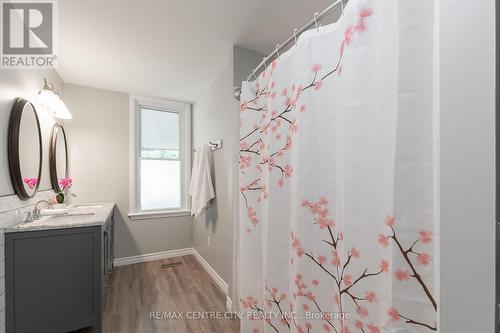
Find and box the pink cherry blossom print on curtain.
[238,0,438,332]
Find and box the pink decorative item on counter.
[56,177,75,204]
[58,177,73,190]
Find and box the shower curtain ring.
[263,57,267,69]
[314,12,320,31]
[293,28,298,46]
[340,0,344,15]
[275,44,280,57]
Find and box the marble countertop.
[5,202,115,233]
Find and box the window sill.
[128,210,191,221]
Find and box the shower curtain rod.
[247,0,345,82]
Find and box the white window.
[129,95,191,220]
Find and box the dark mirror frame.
[7,98,43,201]
[49,123,68,193]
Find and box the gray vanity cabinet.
[5,213,114,333]
[102,213,114,297]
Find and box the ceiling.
[58,0,336,102]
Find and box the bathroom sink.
[40,212,95,219]
[40,208,69,216]
[71,204,104,209]
[37,204,103,220]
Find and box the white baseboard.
[114,248,194,267]
[191,248,229,296]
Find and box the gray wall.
[64,84,193,259]
[192,48,238,296]
[497,0,500,328]
[0,68,64,333]
[233,46,265,88]
[192,47,262,303]
[439,0,496,331]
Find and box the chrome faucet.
[24,211,33,223]
[33,200,49,220]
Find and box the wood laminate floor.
[82,255,239,333]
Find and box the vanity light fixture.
[38,78,72,120]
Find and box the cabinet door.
[102,214,114,297]
[6,227,101,333]
[103,229,108,277]
[109,214,114,271]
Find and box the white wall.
[439,0,496,331]
[64,84,193,259]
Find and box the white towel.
[189,145,215,217]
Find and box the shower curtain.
[238,0,438,332]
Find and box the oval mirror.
[8,98,43,200]
[49,123,68,192]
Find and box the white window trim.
[128,94,191,220]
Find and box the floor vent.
[160,262,182,269]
